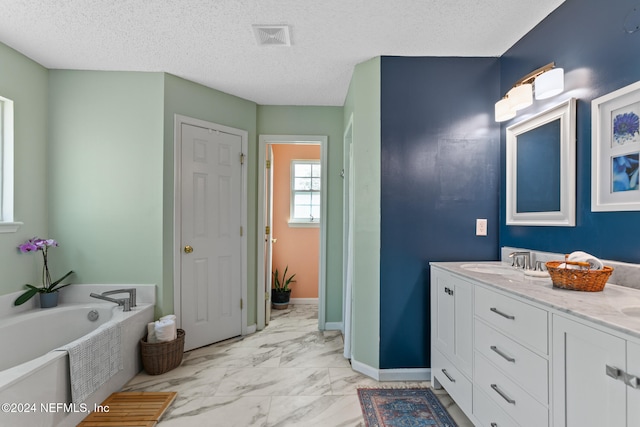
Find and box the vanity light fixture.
[495,62,564,122]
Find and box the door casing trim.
[257,134,328,331]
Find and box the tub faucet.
[89,293,131,312]
[509,251,531,270]
[100,288,136,307]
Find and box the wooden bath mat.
[77,392,177,427]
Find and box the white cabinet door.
[431,269,473,377]
[552,315,626,427]
[628,341,640,426]
[432,270,455,357]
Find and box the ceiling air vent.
[252,25,291,46]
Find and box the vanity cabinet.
[431,268,473,414]
[552,314,640,427]
[431,263,640,427]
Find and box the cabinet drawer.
[475,352,548,427]
[473,385,521,427]
[475,319,548,403]
[475,286,548,354]
[431,347,472,416]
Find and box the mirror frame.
[506,98,576,226]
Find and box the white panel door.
[181,123,242,351]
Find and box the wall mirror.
[506,98,576,226]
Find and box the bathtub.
[0,286,154,427]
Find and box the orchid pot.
[14,237,74,307]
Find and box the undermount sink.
[460,263,520,275]
[621,306,640,317]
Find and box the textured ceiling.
[0,0,565,106]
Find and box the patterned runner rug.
[357,388,458,427]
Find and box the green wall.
[0,42,49,294]
[0,42,339,334]
[343,57,381,369]
[48,71,165,309]
[163,74,258,321]
[257,105,344,323]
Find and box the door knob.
[184,245,194,254]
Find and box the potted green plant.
[271,266,296,310]
[14,237,74,308]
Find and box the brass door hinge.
[240,298,243,310]
[240,153,245,164]
[265,291,269,301]
[265,225,270,235]
[266,160,271,169]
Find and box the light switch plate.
[476,219,488,236]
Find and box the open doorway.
[257,135,327,331]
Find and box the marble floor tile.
[158,396,271,427]
[184,345,283,368]
[215,367,332,397]
[266,395,364,427]
[328,367,430,395]
[121,304,473,427]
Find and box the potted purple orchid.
[14,237,74,307]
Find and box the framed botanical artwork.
[592,80,640,211]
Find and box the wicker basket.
[140,329,185,375]
[546,261,613,292]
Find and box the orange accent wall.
[271,144,321,299]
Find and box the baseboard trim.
[378,368,431,382]
[245,324,257,334]
[324,321,343,331]
[289,298,318,305]
[350,359,432,382]
[351,358,380,381]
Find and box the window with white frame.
[0,95,19,233]
[290,160,320,225]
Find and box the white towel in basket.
[559,251,604,270]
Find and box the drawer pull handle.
[490,307,515,320]
[606,364,621,379]
[441,369,456,383]
[491,383,516,405]
[491,345,516,363]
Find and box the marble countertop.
[431,261,640,341]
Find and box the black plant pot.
[271,289,291,310]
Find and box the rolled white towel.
[146,322,158,344]
[568,251,604,270]
[159,315,178,339]
[155,319,177,342]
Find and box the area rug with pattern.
[357,388,458,427]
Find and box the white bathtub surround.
[501,246,640,290]
[0,284,155,427]
[0,283,156,319]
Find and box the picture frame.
[592,80,640,211]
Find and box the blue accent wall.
[380,57,501,368]
[499,0,640,262]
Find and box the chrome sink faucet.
[509,251,531,270]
